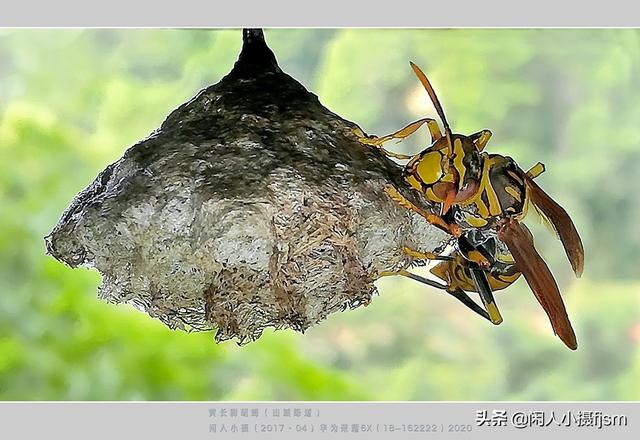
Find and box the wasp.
[383,167,544,327]
[357,62,584,349]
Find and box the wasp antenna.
[409,61,453,155]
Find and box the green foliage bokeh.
[0,29,638,400]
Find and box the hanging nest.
[45,29,445,344]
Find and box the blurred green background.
[1,29,639,400]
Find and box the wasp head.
[407,62,491,214]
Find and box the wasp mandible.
[357,62,585,350]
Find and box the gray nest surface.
[45,29,446,344]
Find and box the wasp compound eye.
[415,150,444,185]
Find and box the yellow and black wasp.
[356,62,585,350]
[383,168,545,327]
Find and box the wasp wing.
[524,175,584,277]
[497,219,577,350]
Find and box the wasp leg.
[470,129,492,151]
[402,246,441,261]
[379,269,448,290]
[351,126,412,159]
[358,118,440,146]
[468,266,503,325]
[402,246,454,270]
[379,269,491,322]
[353,128,413,160]
[384,184,462,237]
[525,162,545,179]
[447,287,492,322]
[353,117,440,156]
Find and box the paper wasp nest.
[45,30,445,344]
